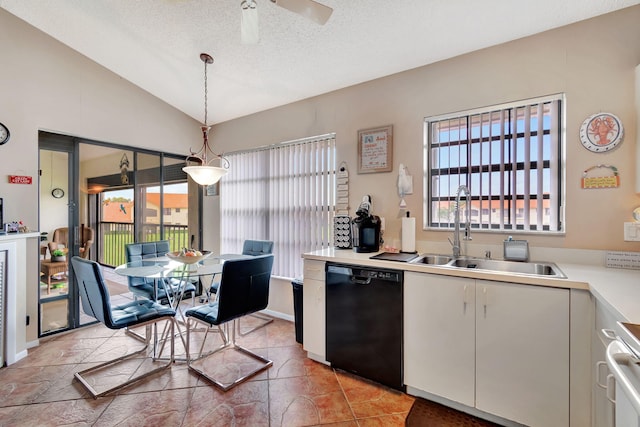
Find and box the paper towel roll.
[401,216,416,253]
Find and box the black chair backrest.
[216,254,274,324]
[125,240,171,287]
[242,240,274,256]
[71,256,112,327]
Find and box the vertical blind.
[426,94,563,232]
[221,134,336,278]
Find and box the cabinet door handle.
[605,374,616,404]
[481,286,487,318]
[596,360,609,389]
[463,284,469,314]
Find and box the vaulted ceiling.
[2,0,638,124]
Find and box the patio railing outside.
[100,222,189,267]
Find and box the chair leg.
[74,317,175,399]
[124,326,147,343]
[237,312,274,336]
[186,318,272,392]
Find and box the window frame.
[423,94,566,235]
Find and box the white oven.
[606,322,640,427]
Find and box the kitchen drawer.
[303,260,325,281]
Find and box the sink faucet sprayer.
[449,185,472,258]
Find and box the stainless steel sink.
[410,254,453,265]
[448,257,566,278]
[410,253,567,278]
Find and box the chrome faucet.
[449,185,472,258]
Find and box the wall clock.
[579,112,624,152]
[0,122,10,145]
[51,188,65,199]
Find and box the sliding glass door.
[39,131,200,337]
[90,151,198,268]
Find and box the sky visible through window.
[104,183,187,201]
[432,110,553,198]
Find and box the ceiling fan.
[241,0,333,44]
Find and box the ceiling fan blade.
[270,0,333,25]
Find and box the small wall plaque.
[357,125,393,174]
[581,164,619,189]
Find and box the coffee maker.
[351,195,381,253]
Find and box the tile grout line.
[333,369,361,426]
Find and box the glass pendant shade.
[182,165,228,186]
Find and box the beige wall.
[211,5,640,254]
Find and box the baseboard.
[7,349,28,365]
[261,308,293,322]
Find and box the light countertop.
[303,248,640,323]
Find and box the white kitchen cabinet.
[475,279,570,427]
[404,272,570,427]
[302,259,326,362]
[404,272,475,406]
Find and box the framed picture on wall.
[205,182,219,196]
[357,125,393,174]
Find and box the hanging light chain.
[199,53,214,126]
[203,56,208,126]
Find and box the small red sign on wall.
[8,175,33,184]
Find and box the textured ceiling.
[1,0,639,124]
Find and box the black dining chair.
[241,239,274,256]
[185,254,274,391]
[125,240,197,306]
[209,239,274,335]
[70,256,177,398]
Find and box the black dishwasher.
[325,263,403,391]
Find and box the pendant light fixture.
[182,53,229,186]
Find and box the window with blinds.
[220,134,336,278]
[424,95,564,233]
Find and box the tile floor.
[0,288,415,426]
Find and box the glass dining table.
[115,253,251,309]
[114,253,251,354]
